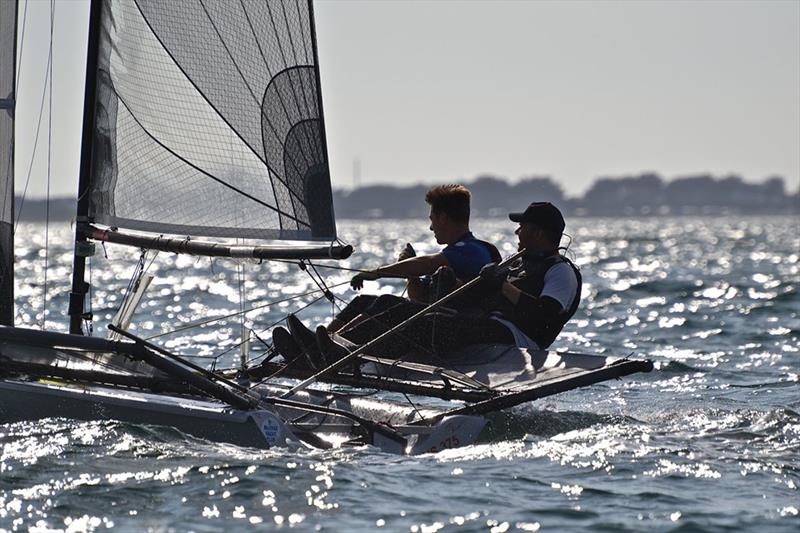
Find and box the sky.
[12,0,800,199]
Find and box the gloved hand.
[350,270,380,290]
[479,262,508,292]
[397,243,416,262]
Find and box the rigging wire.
[143,246,161,274]
[14,0,28,95]
[13,21,52,231]
[309,261,341,313]
[211,290,329,366]
[144,279,352,341]
[275,254,441,363]
[130,252,443,389]
[401,392,426,423]
[294,258,442,365]
[114,249,148,320]
[297,259,340,312]
[237,247,248,370]
[40,0,54,330]
[266,257,415,278]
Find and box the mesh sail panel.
[0,0,16,326]
[89,0,335,240]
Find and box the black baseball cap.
[508,202,565,234]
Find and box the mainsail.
[0,0,16,326]
[69,0,347,333]
[87,0,335,241]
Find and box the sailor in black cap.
[477,202,582,350]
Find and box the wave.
[480,407,632,442]
[651,360,702,373]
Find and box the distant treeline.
[333,173,798,218]
[13,197,75,222]
[14,173,799,222]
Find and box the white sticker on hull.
[250,410,292,448]
[408,415,487,455]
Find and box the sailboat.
[0,0,652,454]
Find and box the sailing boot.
[286,314,326,367]
[315,325,351,364]
[271,326,316,372]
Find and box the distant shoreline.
[14,173,799,222]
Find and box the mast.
[0,0,18,326]
[69,0,103,334]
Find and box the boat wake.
[481,406,623,443]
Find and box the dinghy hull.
[0,379,276,448]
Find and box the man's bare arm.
[374,253,449,278]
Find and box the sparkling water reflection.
[2,216,798,530]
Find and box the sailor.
[473,201,582,351]
[326,183,500,333]
[269,184,500,370]
[313,201,582,362]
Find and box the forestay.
[0,0,16,326]
[88,0,335,241]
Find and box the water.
[2,216,798,531]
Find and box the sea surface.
[1,216,799,532]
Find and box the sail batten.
[88,0,336,243]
